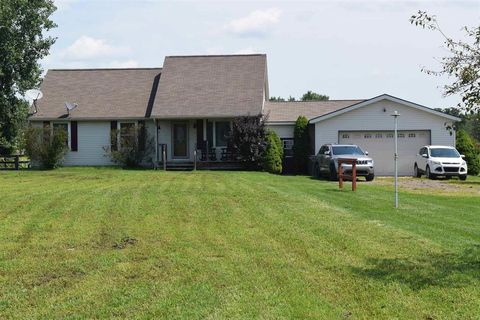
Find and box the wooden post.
[162,147,166,171]
[193,150,197,171]
[14,155,19,170]
[206,140,209,162]
[337,158,357,191]
[338,162,344,189]
[352,162,357,191]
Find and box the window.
[342,133,350,139]
[283,139,293,150]
[408,133,416,138]
[375,133,383,139]
[386,133,394,138]
[364,134,372,139]
[119,122,136,149]
[282,139,294,157]
[215,121,230,147]
[52,122,69,146]
[398,133,405,138]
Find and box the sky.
[44,0,480,109]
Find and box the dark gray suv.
[312,144,375,181]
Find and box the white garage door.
[339,130,431,176]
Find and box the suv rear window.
[332,146,364,155]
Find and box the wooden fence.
[0,155,30,170]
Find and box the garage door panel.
[339,130,430,176]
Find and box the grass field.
[0,168,479,319]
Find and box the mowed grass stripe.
[0,168,478,319]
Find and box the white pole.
[392,111,400,208]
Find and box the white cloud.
[62,36,130,60]
[226,8,282,37]
[109,60,139,68]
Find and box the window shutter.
[71,121,78,151]
[110,121,118,151]
[138,120,146,151]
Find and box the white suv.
[414,145,468,180]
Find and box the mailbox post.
[337,158,357,191]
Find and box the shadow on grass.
[351,245,480,290]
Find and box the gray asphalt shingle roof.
[30,68,162,119]
[265,100,365,122]
[150,54,267,118]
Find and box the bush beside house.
[293,115,310,174]
[24,127,68,169]
[103,123,154,168]
[456,129,480,175]
[229,115,267,169]
[263,130,283,174]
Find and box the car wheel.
[329,163,338,181]
[459,175,467,181]
[426,166,435,180]
[313,164,321,179]
[414,164,421,178]
[366,174,375,182]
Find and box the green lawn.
[0,168,479,319]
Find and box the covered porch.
[153,118,241,169]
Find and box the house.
[29,54,460,175]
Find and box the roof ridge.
[166,54,266,58]
[267,99,365,103]
[49,67,163,71]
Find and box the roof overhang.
[28,116,150,121]
[309,94,461,124]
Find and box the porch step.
[165,162,194,171]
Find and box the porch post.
[203,119,207,141]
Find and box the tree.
[229,114,267,168]
[263,129,283,174]
[301,91,329,101]
[0,0,57,155]
[410,11,479,115]
[293,115,310,173]
[456,129,480,175]
[435,107,480,142]
[269,96,285,102]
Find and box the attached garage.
[307,95,460,176]
[338,130,431,175]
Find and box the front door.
[172,122,188,158]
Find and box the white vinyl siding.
[62,122,113,166]
[267,124,294,139]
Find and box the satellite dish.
[65,101,78,115]
[25,89,43,114]
[25,89,43,101]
